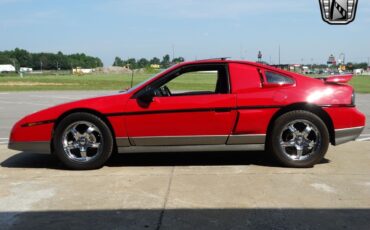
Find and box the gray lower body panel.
[8,141,51,154]
[118,144,265,154]
[227,134,266,145]
[130,135,228,146]
[7,135,266,155]
[335,126,364,145]
[117,134,266,153]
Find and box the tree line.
[113,54,185,69]
[0,48,103,71]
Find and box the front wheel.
[269,110,329,168]
[53,113,114,170]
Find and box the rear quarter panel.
[228,62,355,134]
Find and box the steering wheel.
[162,85,171,96]
[153,88,162,97]
[159,85,171,97]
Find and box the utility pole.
[257,51,262,63]
[172,44,175,61]
[40,61,43,72]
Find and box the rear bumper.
[335,126,364,145]
[324,107,366,145]
[8,141,51,154]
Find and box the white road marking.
[0,93,9,95]
[311,183,336,193]
[357,137,370,142]
[0,138,9,140]
[29,95,82,100]
[0,100,50,106]
[356,134,370,141]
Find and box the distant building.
[20,67,33,72]
[150,64,161,69]
[0,64,16,73]
[327,54,337,66]
[72,67,95,75]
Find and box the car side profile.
[8,59,366,169]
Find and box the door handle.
[214,108,232,112]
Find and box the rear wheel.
[269,110,329,167]
[53,113,113,170]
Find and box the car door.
[124,63,237,146]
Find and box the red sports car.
[8,59,366,169]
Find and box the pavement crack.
[156,166,175,230]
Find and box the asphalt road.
[0,91,370,229]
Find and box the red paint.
[325,74,353,83]
[9,60,366,145]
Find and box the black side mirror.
[138,86,155,103]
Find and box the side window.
[265,71,294,84]
[155,64,229,96]
[166,70,218,93]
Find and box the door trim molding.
[130,135,228,146]
[120,134,267,147]
[118,144,265,154]
[227,134,266,145]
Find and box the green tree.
[161,54,171,68]
[137,58,149,68]
[113,57,124,66]
[172,57,185,63]
[150,57,161,65]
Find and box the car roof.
[176,59,297,77]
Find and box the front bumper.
[8,141,51,154]
[335,126,364,145]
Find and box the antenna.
[130,68,134,88]
[198,57,230,61]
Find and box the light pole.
[339,53,345,65]
[258,51,262,63]
[172,44,175,61]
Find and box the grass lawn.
[0,74,152,91]
[0,73,369,93]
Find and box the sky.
[0,0,369,66]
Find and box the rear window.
[265,71,294,84]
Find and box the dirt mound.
[96,67,132,74]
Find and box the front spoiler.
[335,126,364,145]
[8,141,51,154]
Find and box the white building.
[20,67,33,72]
[0,64,16,73]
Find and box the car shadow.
[0,208,368,229]
[1,151,330,169]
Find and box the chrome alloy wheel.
[62,121,104,162]
[279,119,321,161]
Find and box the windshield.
[125,67,172,93]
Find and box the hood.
[20,92,131,125]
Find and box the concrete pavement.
[1,141,370,229]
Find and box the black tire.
[53,112,114,170]
[268,110,329,168]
